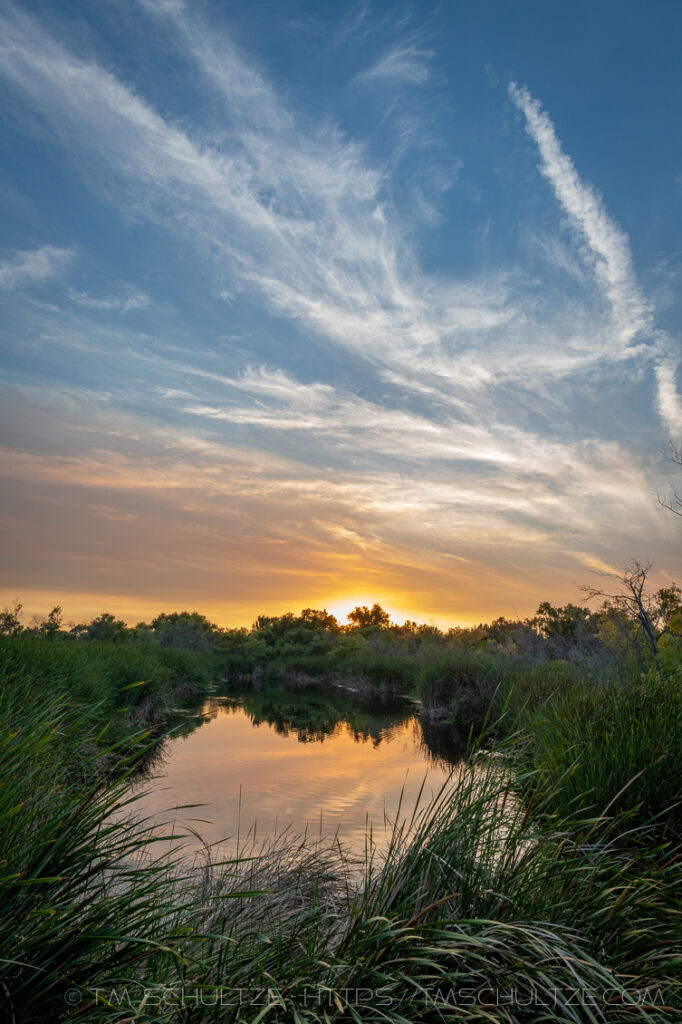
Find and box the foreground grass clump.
[1,666,681,1022]
[0,690,180,1021]
[424,650,682,839]
[516,667,682,833]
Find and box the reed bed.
[0,641,680,1022]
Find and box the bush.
[417,651,506,731]
[348,651,416,691]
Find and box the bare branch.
[658,439,682,515]
[668,440,682,465]
[579,560,662,659]
[658,492,682,516]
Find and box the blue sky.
[0,0,681,626]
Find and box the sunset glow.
[1,1,681,626]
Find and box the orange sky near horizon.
[1,397,680,632]
[1,392,680,632]
[0,589,516,632]
[4,557,681,633]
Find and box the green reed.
[0,641,680,1021]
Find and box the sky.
[0,0,681,629]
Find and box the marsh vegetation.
[0,574,681,1021]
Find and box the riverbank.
[0,633,680,1021]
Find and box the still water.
[131,685,463,858]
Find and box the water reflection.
[132,683,463,858]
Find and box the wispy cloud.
[0,402,654,541]
[0,7,489,392]
[0,245,72,290]
[509,80,682,436]
[0,373,674,625]
[67,289,151,313]
[508,81,652,355]
[355,43,434,86]
[0,6,679,622]
[655,357,682,436]
[0,2,650,412]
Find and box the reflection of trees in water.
[231,685,467,768]
[418,716,468,769]
[237,685,414,745]
[139,683,465,772]
[132,694,241,774]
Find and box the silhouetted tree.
[347,603,390,628]
[531,602,600,658]
[0,599,23,636]
[149,611,217,651]
[252,610,338,642]
[72,612,130,644]
[299,608,339,631]
[38,606,63,640]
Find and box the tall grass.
[1,638,680,1021]
[416,650,509,736]
[513,667,682,833]
[258,648,417,695]
[0,689,180,1021]
[417,651,592,729]
[416,647,682,835]
[0,635,217,742]
[1,700,679,1019]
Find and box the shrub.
[417,651,506,731]
[349,651,416,691]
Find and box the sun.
[324,595,414,627]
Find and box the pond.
[131,683,465,860]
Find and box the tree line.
[2,563,680,672]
